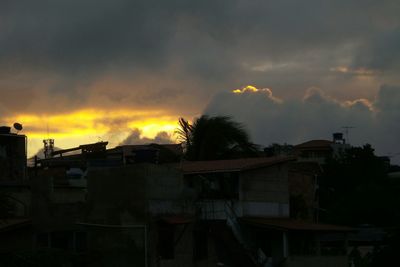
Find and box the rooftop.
[176,156,296,174]
[112,143,183,156]
[294,140,333,150]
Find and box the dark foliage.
[319,144,400,226]
[176,115,259,161]
[371,230,400,267]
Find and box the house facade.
[0,134,353,267]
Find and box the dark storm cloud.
[353,28,400,71]
[205,84,400,161]
[0,0,399,116]
[0,1,174,71]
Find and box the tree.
[176,115,258,161]
[319,144,400,226]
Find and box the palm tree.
[176,115,259,161]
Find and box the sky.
[1,1,400,160]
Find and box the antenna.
[42,121,55,158]
[43,139,55,159]
[342,126,355,143]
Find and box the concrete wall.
[239,164,290,217]
[31,175,86,231]
[52,187,86,204]
[0,134,26,181]
[86,163,184,225]
[288,170,316,220]
[1,186,31,217]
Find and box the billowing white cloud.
[119,128,174,146]
[205,85,400,160]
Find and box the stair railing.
[224,200,271,267]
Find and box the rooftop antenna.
[342,126,355,143]
[43,139,54,159]
[43,122,54,159]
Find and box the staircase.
[209,221,255,267]
[196,199,272,267]
[224,201,272,267]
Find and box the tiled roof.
[177,156,296,174]
[294,140,333,149]
[240,217,354,232]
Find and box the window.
[75,232,87,252]
[157,223,175,259]
[36,231,87,252]
[193,226,208,261]
[36,232,50,248]
[51,231,71,250]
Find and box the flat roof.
[0,133,26,138]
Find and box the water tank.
[333,132,345,144]
[0,126,11,134]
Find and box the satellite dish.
[13,122,23,131]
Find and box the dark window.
[51,231,71,250]
[193,226,208,261]
[194,173,239,199]
[36,233,50,248]
[75,232,87,252]
[158,223,175,259]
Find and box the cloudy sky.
[1,0,400,159]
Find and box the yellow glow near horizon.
[3,108,180,157]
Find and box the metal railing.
[195,199,272,267]
[224,201,272,267]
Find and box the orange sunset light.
[3,109,180,156]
